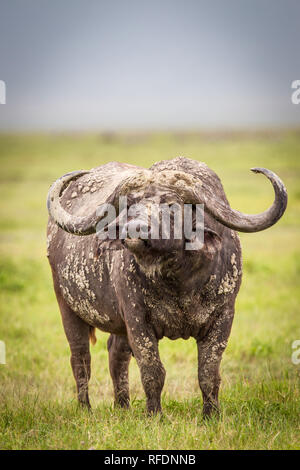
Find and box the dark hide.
[47,157,251,417]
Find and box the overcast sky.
[0,0,299,131]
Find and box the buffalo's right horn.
[47,171,106,235]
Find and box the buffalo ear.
[203,228,222,258]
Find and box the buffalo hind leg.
[197,307,234,419]
[126,321,165,415]
[108,334,132,408]
[56,292,91,409]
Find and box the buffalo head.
[47,165,287,279]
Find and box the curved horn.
[47,170,102,235]
[201,168,287,233]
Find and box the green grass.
[0,130,299,449]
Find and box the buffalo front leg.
[55,291,91,409]
[197,307,234,419]
[126,321,165,415]
[107,334,132,408]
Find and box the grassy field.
[0,130,299,450]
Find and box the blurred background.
[0,0,300,131]
[0,0,299,450]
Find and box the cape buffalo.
[47,157,287,417]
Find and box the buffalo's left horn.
[200,168,287,233]
[47,171,103,235]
